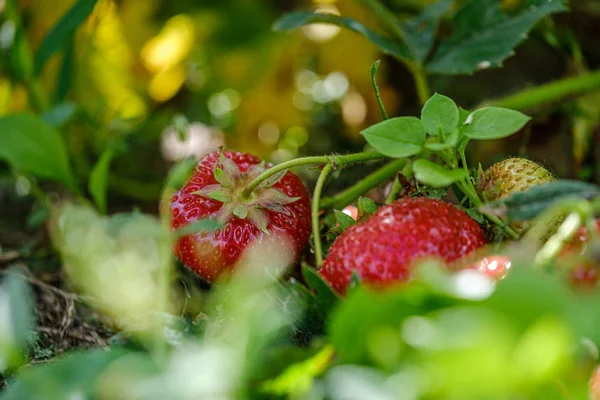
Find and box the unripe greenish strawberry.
[479,157,555,235]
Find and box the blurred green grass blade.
[88,149,114,214]
[34,0,98,74]
[56,38,74,102]
[0,113,77,191]
[274,11,412,62]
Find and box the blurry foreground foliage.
[2,0,600,399]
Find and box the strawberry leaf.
[413,159,468,187]
[480,180,600,221]
[357,197,378,222]
[301,263,340,315]
[464,107,531,140]
[427,0,567,75]
[421,93,459,136]
[334,210,356,232]
[273,12,412,62]
[403,0,454,63]
[360,117,426,158]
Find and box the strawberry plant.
[2,0,600,399]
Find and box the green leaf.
[481,180,600,221]
[0,348,147,400]
[273,11,412,62]
[173,219,223,238]
[88,149,113,214]
[163,158,197,191]
[403,0,454,62]
[0,113,76,190]
[464,107,531,140]
[360,117,426,158]
[424,128,459,151]
[458,107,471,125]
[301,263,341,316]
[357,196,378,222]
[412,159,468,187]
[34,0,98,74]
[208,190,232,203]
[334,209,356,231]
[421,93,459,136]
[427,0,567,75]
[41,103,76,127]
[0,270,34,373]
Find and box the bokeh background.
[2,0,600,215]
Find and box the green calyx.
[192,154,300,234]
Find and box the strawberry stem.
[242,152,387,198]
[313,163,333,267]
[320,158,407,210]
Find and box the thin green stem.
[488,69,600,111]
[320,158,407,210]
[386,178,403,204]
[242,152,386,197]
[154,219,174,365]
[371,60,389,120]
[312,163,333,267]
[407,63,431,106]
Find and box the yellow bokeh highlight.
[148,65,187,103]
[141,14,195,73]
[80,0,147,120]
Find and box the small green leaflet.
[421,93,459,136]
[480,180,600,221]
[301,263,341,314]
[0,113,77,191]
[360,117,426,158]
[273,11,411,62]
[334,209,356,231]
[426,0,567,75]
[88,149,114,214]
[464,107,531,140]
[34,0,99,74]
[412,159,468,187]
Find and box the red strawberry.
[319,197,486,294]
[167,151,311,281]
[557,219,600,290]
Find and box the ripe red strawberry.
[319,197,486,294]
[167,151,311,281]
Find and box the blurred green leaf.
[173,219,223,238]
[328,287,420,364]
[41,103,76,128]
[0,270,34,373]
[0,348,144,400]
[403,0,454,63]
[481,180,600,221]
[360,117,426,158]
[357,197,378,222]
[421,93,459,136]
[34,0,98,74]
[464,107,531,140]
[88,149,114,214]
[0,113,76,191]
[55,38,74,102]
[274,11,412,62]
[413,159,468,187]
[260,344,334,397]
[427,0,567,74]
